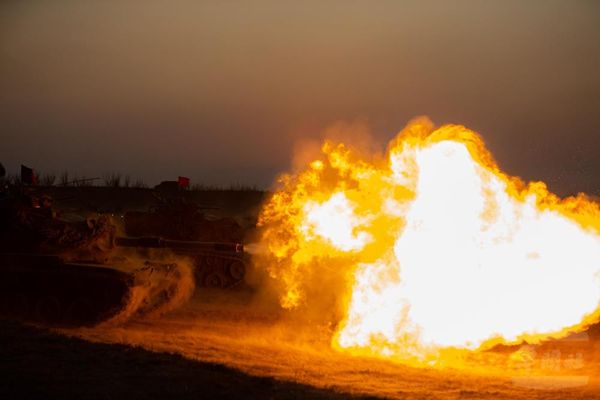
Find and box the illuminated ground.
[44,287,600,399]
[0,320,368,400]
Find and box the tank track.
[189,251,246,288]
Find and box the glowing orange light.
[258,118,600,361]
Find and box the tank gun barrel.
[114,236,243,253]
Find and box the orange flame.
[258,118,600,362]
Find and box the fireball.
[258,118,600,361]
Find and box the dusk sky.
[1,1,599,193]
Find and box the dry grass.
[0,320,370,400]
[64,289,600,400]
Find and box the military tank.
[0,252,191,327]
[123,181,244,242]
[114,236,246,288]
[0,186,191,327]
[122,181,247,287]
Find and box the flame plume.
[258,118,600,361]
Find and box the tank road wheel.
[203,256,216,267]
[204,273,224,288]
[228,260,245,282]
[35,296,62,324]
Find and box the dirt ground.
[52,287,600,399]
[0,320,374,400]
[1,287,599,399]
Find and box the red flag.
[21,165,37,185]
[177,176,190,189]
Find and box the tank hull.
[0,253,132,326]
[115,236,247,288]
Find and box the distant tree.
[40,173,57,186]
[191,183,218,191]
[8,173,21,185]
[72,175,87,187]
[103,172,122,187]
[132,179,147,188]
[59,171,70,186]
[228,183,259,191]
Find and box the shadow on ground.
[0,320,376,400]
